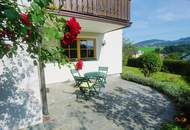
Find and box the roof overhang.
[48,10,132,33]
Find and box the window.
[62,40,78,59]
[62,38,96,61]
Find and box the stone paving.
[26,75,176,130]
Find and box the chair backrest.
[70,69,82,85]
[98,66,108,75]
[70,69,81,78]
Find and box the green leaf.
[4,7,20,21]
[20,26,27,35]
[33,0,50,8]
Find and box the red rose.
[61,33,76,45]
[20,13,32,26]
[76,59,83,70]
[27,30,32,37]
[60,17,81,46]
[66,17,81,36]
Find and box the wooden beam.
[53,0,130,21]
[48,10,131,26]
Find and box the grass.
[122,68,190,102]
[122,66,190,105]
[123,66,190,88]
[138,47,156,53]
[122,66,190,111]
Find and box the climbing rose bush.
[0,0,81,66]
[66,17,81,36]
[61,33,76,45]
[61,17,81,45]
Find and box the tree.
[140,53,163,77]
[0,0,81,115]
[122,39,137,65]
[155,48,161,53]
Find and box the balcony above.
[49,0,131,33]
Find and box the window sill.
[69,58,97,62]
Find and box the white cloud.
[155,2,190,22]
[156,10,190,22]
[131,0,190,22]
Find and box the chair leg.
[79,87,90,100]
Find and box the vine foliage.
[0,0,80,67]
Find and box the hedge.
[127,58,190,76]
[127,58,142,68]
[163,60,190,76]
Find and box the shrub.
[163,60,190,76]
[127,58,141,67]
[123,55,129,66]
[161,123,185,130]
[140,53,163,77]
[127,58,190,76]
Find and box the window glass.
[63,50,69,57]
[80,40,87,49]
[88,50,94,57]
[80,50,87,58]
[87,40,94,49]
[80,39,95,59]
[70,41,77,49]
[70,50,77,58]
[62,38,96,61]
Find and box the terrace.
[24,75,176,130]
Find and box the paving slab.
[26,75,176,130]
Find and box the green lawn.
[138,47,156,53]
[123,66,190,89]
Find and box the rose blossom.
[66,17,81,36]
[20,13,32,26]
[76,59,83,70]
[61,33,76,45]
[61,17,81,45]
[27,30,32,37]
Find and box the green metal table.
[84,72,106,88]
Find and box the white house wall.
[0,48,42,130]
[45,30,123,84]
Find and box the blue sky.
[123,0,190,43]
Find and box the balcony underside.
[49,10,131,33]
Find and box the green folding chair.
[98,66,108,84]
[70,69,83,87]
[70,69,97,99]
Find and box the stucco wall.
[0,49,42,130]
[45,30,123,84]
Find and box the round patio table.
[84,72,105,79]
